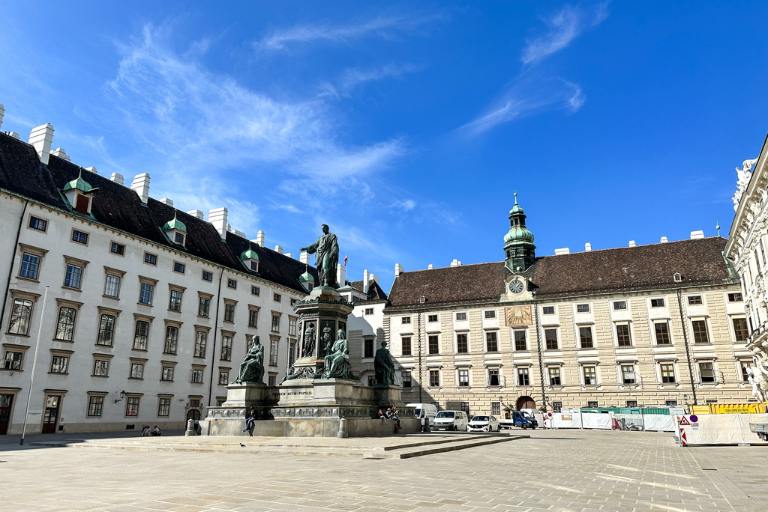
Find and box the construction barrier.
[675,413,768,445]
[691,403,768,415]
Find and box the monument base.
[203,383,279,436]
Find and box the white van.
[433,410,469,431]
[406,403,438,426]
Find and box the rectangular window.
[161,366,175,382]
[157,397,171,417]
[130,361,144,379]
[613,301,627,310]
[455,312,467,321]
[63,264,83,289]
[96,314,116,346]
[143,252,157,265]
[484,310,496,319]
[688,295,703,305]
[221,335,233,361]
[578,326,593,349]
[104,274,121,298]
[93,359,110,377]
[514,330,527,351]
[133,320,149,350]
[583,366,597,386]
[401,316,411,324]
[198,296,211,318]
[227,278,237,289]
[654,322,671,345]
[173,261,185,273]
[651,298,665,308]
[174,232,185,244]
[728,292,743,302]
[218,368,230,385]
[542,306,555,315]
[486,331,498,352]
[740,361,750,383]
[125,396,140,416]
[665,400,678,407]
[544,328,558,350]
[19,253,41,280]
[626,400,638,408]
[54,307,77,341]
[110,242,125,255]
[270,313,280,332]
[71,229,89,244]
[202,270,213,282]
[491,401,501,416]
[3,351,23,370]
[517,367,530,386]
[429,369,440,387]
[28,216,47,231]
[87,395,104,417]
[699,362,716,383]
[428,314,438,322]
[402,370,412,388]
[691,320,709,344]
[552,401,563,413]
[248,308,258,328]
[191,368,204,383]
[548,367,561,386]
[660,363,676,383]
[364,307,374,315]
[49,355,69,374]
[587,400,599,408]
[225,303,236,323]
[164,326,179,354]
[8,298,33,335]
[168,289,183,312]
[364,337,375,358]
[269,338,279,366]
[621,365,636,384]
[615,324,632,347]
[401,336,412,356]
[273,293,281,302]
[488,368,501,386]
[456,333,468,353]
[194,331,207,358]
[288,317,298,337]
[732,317,749,342]
[428,335,439,354]
[251,285,260,296]
[576,303,590,313]
[139,282,154,305]
[458,368,470,387]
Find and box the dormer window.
[62,172,94,215]
[241,247,259,273]
[162,215,187,247]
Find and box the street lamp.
[20,286,49,446]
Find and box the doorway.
[0,394,14,435]
[516,395,536,410]
[186,408,201,421]
[42,395,61,434]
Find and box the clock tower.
[503,193,536,273]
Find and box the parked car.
[467,415,500,432]
[499,410,538,430]
[433,410,469,431]
[405,403,438,426]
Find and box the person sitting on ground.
[141,425,151,437]
[243,409,256,437]
[377,408,385,420]
[151,425,161,436]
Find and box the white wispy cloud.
[318,63,420,98]
[461,75,584,136]
[255,14,443,52]
[521,3,609,65]
[391,199,417,211]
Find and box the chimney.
[584,242,592,252]
[370,273,376,283]
[660,236,669,244]
[554,248,570,255]
[299,250,309,265]
[110,173,125,185]
[130,173,151,204]
[0,103,4,128]
[337,263,346,287]
[186,209,203,219]
[690,230,705,240]
[255,230,265,246]
[207,207,228,238]
[450,258,461,267]
[85,166,98,175]
[628,240,637,248]
[274,245,283,254]
[394,263,402,277]
[7,131,20,139]
[28,123,55,165]
[427,263,433,270]
[363,269,370,293]
[159,197,174,206]
[285,252,292,259]
[51,147,70,161]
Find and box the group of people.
[140,425,162,436]
[377,405,401,433]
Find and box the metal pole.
[676,288,698,406]
[20,285,48,446]
[417,312,423,403]
[533,300,547,411]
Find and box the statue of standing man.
[301,224,339,288]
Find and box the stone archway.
[516,396,536,410]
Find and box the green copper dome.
[241,248,259,261]
[62,175,93,194]
[504,225,535,244]
[503,192,536,272]
[162,217,187,233]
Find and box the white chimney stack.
[28,123,55,165]
[7,131,20,139]
[207,207,228,239]
[274,245,283,254]
[187,209,203,219]
[0,103,4,129]
[363,269,370,293]
[85,166,98,175]
[450,258,461,267]
[300,250,309,265]
[130,173,151,204]
[285,252,292,259]
[584,242,592,252]
[554,248,570,255]
[628,240,637,248]
[660,236,669,244]
[690,230,705,240]
[159,197,174,206]
[337,263,346,287]
[51,147,70,161]
[255,230,265,246]
[110,172,124,185]
[427,263,433,270]
[370,274,376,283]
[395,263,402,277]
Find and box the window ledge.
[102,295,120,300]
[16,276,40,283]
[61,286,82,292]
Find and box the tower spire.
[503,194,536,272]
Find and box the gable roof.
[0,132,315,294]
[348,280,388,301]
[387,237,735,309]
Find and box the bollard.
[185,419,195,437]
[337,417,348,438]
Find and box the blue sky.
[1,1,767,290]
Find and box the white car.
[467,415,501,432]
[433,410,469,431]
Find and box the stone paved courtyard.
[1,429,766,511]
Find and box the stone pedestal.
[203,383,279,436]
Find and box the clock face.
[509,278,525,294]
